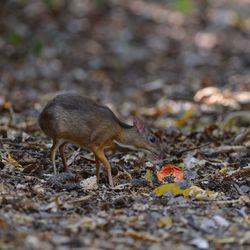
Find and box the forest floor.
[0,0,250,249]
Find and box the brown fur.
[38,93,158,187]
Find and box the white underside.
[113,140,138,151]
[113,140,150,153]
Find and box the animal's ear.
[133,117,145,134]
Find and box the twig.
[177,142,211,155]
[66,148,81,166]
[79,155,96,163]
[112,183,132,190]
[151,143,211,164]
[66,195,92,204]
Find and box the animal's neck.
[114,127,138,150]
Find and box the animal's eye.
[149,135,156,143]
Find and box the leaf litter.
[0,1,250,250]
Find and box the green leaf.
[175,0,194,13]
[217,237,236,244]
[31,38,43,57]
[7,32,24,46]
[145,170,154,182]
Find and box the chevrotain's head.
[132,117,160,156]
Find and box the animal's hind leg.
[50,139,63,174]
[59,142,68,171]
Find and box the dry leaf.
[126,230,161,243]
[188,185,218,200]
[153,183,218,200]
[5,153,23,168]
[153,183,190,197]
[158,216,173,228]
[176,109,193,126]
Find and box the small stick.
[66,148,81,166]
[177,142,211,155]
[66,195,92,204]
[79,154,96,163]
[151,143,211,164]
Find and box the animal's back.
[38,93,122,146]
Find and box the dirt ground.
[0,1,250,249]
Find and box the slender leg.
[94,154,100,184]
[93,148,114,187]
[59,142,68,172]
[50,139,63,174]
